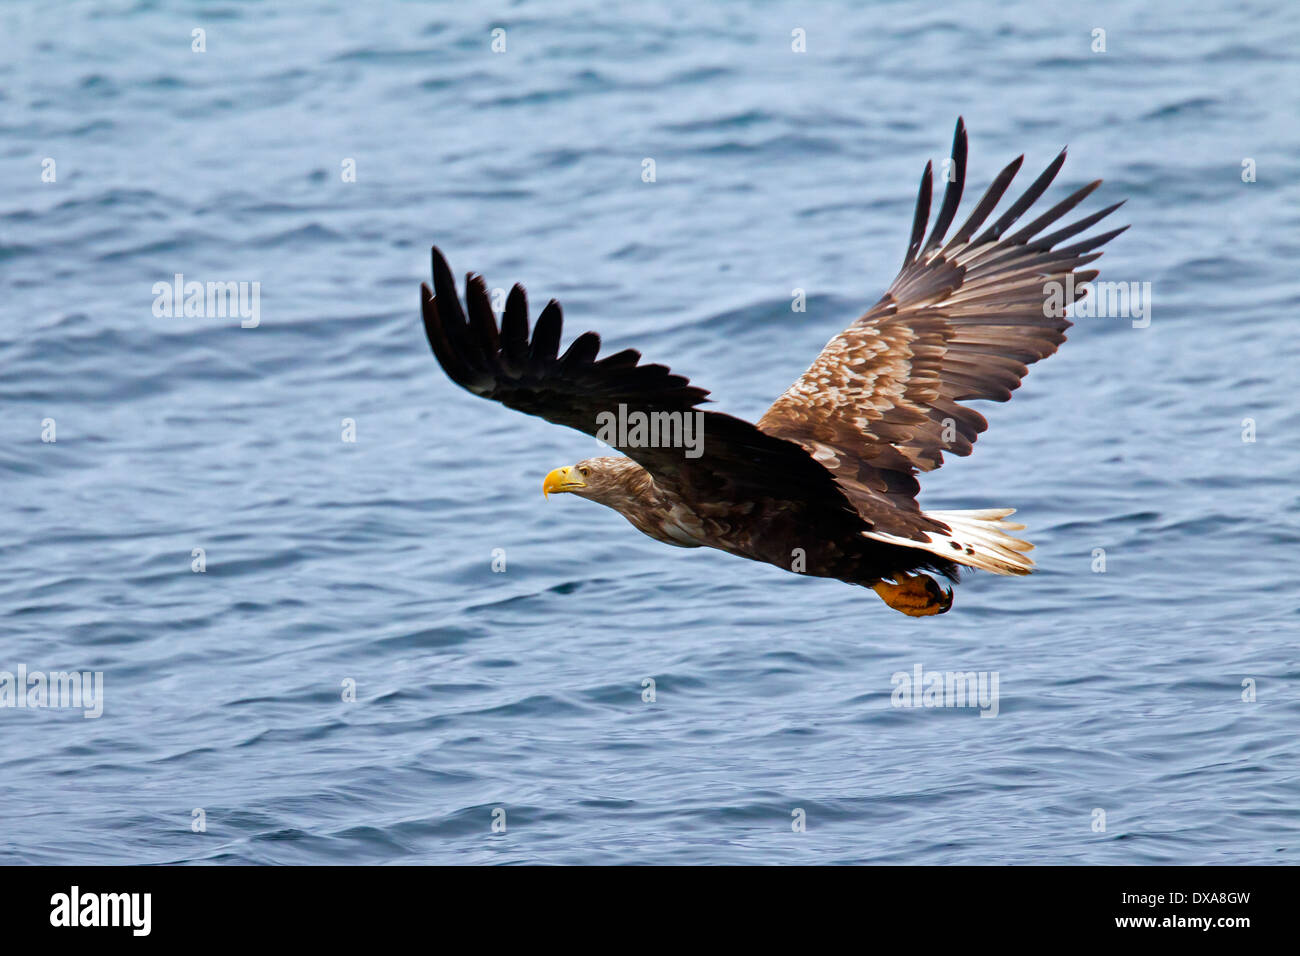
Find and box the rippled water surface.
[2,0,1299,864]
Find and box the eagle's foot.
[872,573,953,617]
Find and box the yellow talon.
[872,573,953,617]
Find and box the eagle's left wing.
[421,247,861,526]
[757,118,1127,539]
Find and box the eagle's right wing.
[758,117,1127,540]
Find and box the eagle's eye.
[578,465,590,477]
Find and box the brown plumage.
[420,118,1126,616]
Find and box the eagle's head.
[542,456,639,506]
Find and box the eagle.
[420,119,1125,616]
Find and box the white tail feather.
[863,508,1035,576]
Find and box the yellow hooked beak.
[543,465,586,498]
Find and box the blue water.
[2,0,1298,865]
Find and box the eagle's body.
[421,119,1126,615]
[553,455,956,590]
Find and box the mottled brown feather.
[757,117,1127,540]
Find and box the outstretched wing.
[758,117,1126,538]
[421,247,860,522]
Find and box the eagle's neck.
[600,460,705,548]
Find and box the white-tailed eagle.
[420,119,1125,615]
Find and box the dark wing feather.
[758,118,1127,540]
[421,248,861,520]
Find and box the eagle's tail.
[923,509,1035,575]
[863,508,1035,576]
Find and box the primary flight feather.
[420,118,1126,616]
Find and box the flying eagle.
[420,119,1125,616]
